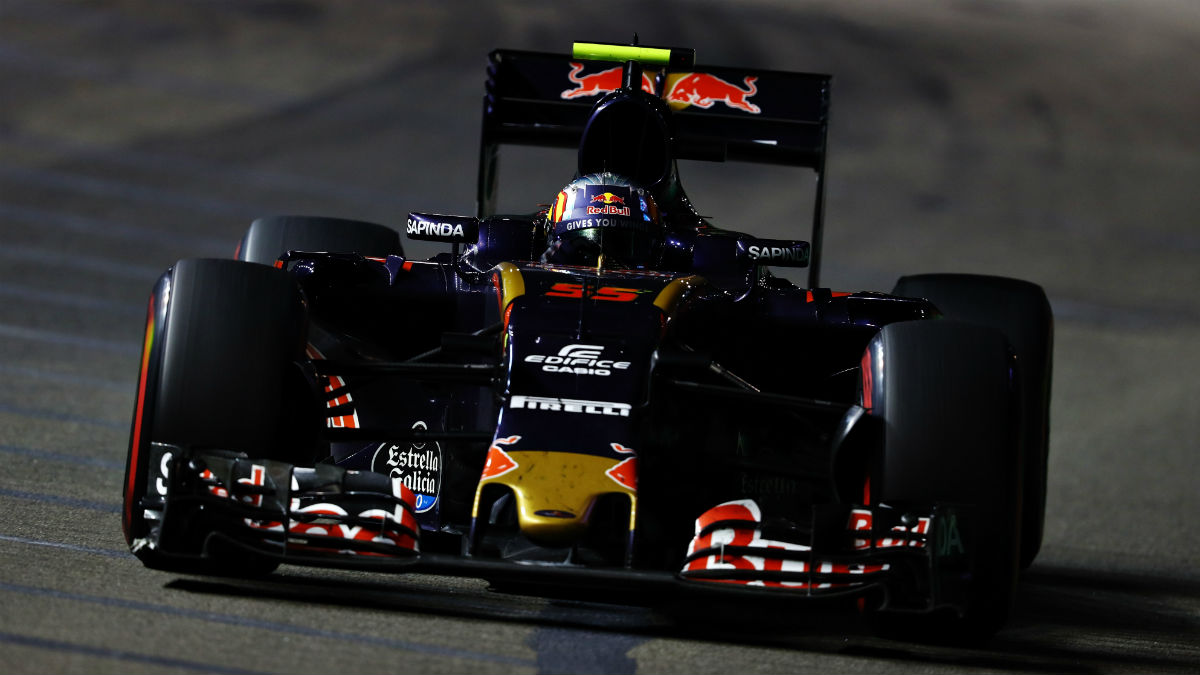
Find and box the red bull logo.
[665,72,761,114]
[561,62,655,99]
[562,63,761,114]
[586,190,630,216]
[590,192,625,205]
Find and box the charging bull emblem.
[561,63,655,99]
[591,192,625,205]
[665,73,761,114]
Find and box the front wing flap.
[137,443,420,570]
[679,499,972,614]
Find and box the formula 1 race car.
[122,42,1053,640]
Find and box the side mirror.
[405,213,479,244]
[743,238,810,268]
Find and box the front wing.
[136,443,974,616]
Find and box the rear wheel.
[892,273,1052,569]
[864,320,1022,640]
[236,215,403,265]
[123,258,311,574]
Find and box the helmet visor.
[552,225,662,268]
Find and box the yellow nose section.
[473,450,637,544]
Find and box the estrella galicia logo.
[371,421,441,513]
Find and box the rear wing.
[478,48,832,287]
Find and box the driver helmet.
[544,172,662,268]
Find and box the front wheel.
[123,258,311,574]
[236,215,403,265]
[863,320,1022,640]
[892,273,1052,569]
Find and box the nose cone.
[474,450,636,545]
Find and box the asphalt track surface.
[1,1,1197,673]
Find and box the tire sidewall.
[865,319,1022,638]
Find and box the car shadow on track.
[995,564,1200,672]
[163,563,1199,673]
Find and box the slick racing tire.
[123,258,310,575]
[236,215,403,265]
[863,320,1022,641]
[892,273,1052,569]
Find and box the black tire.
[864,320,1021,640]
[236,215,403,265]
[123,258,310,574]
[892,273,1052,569]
